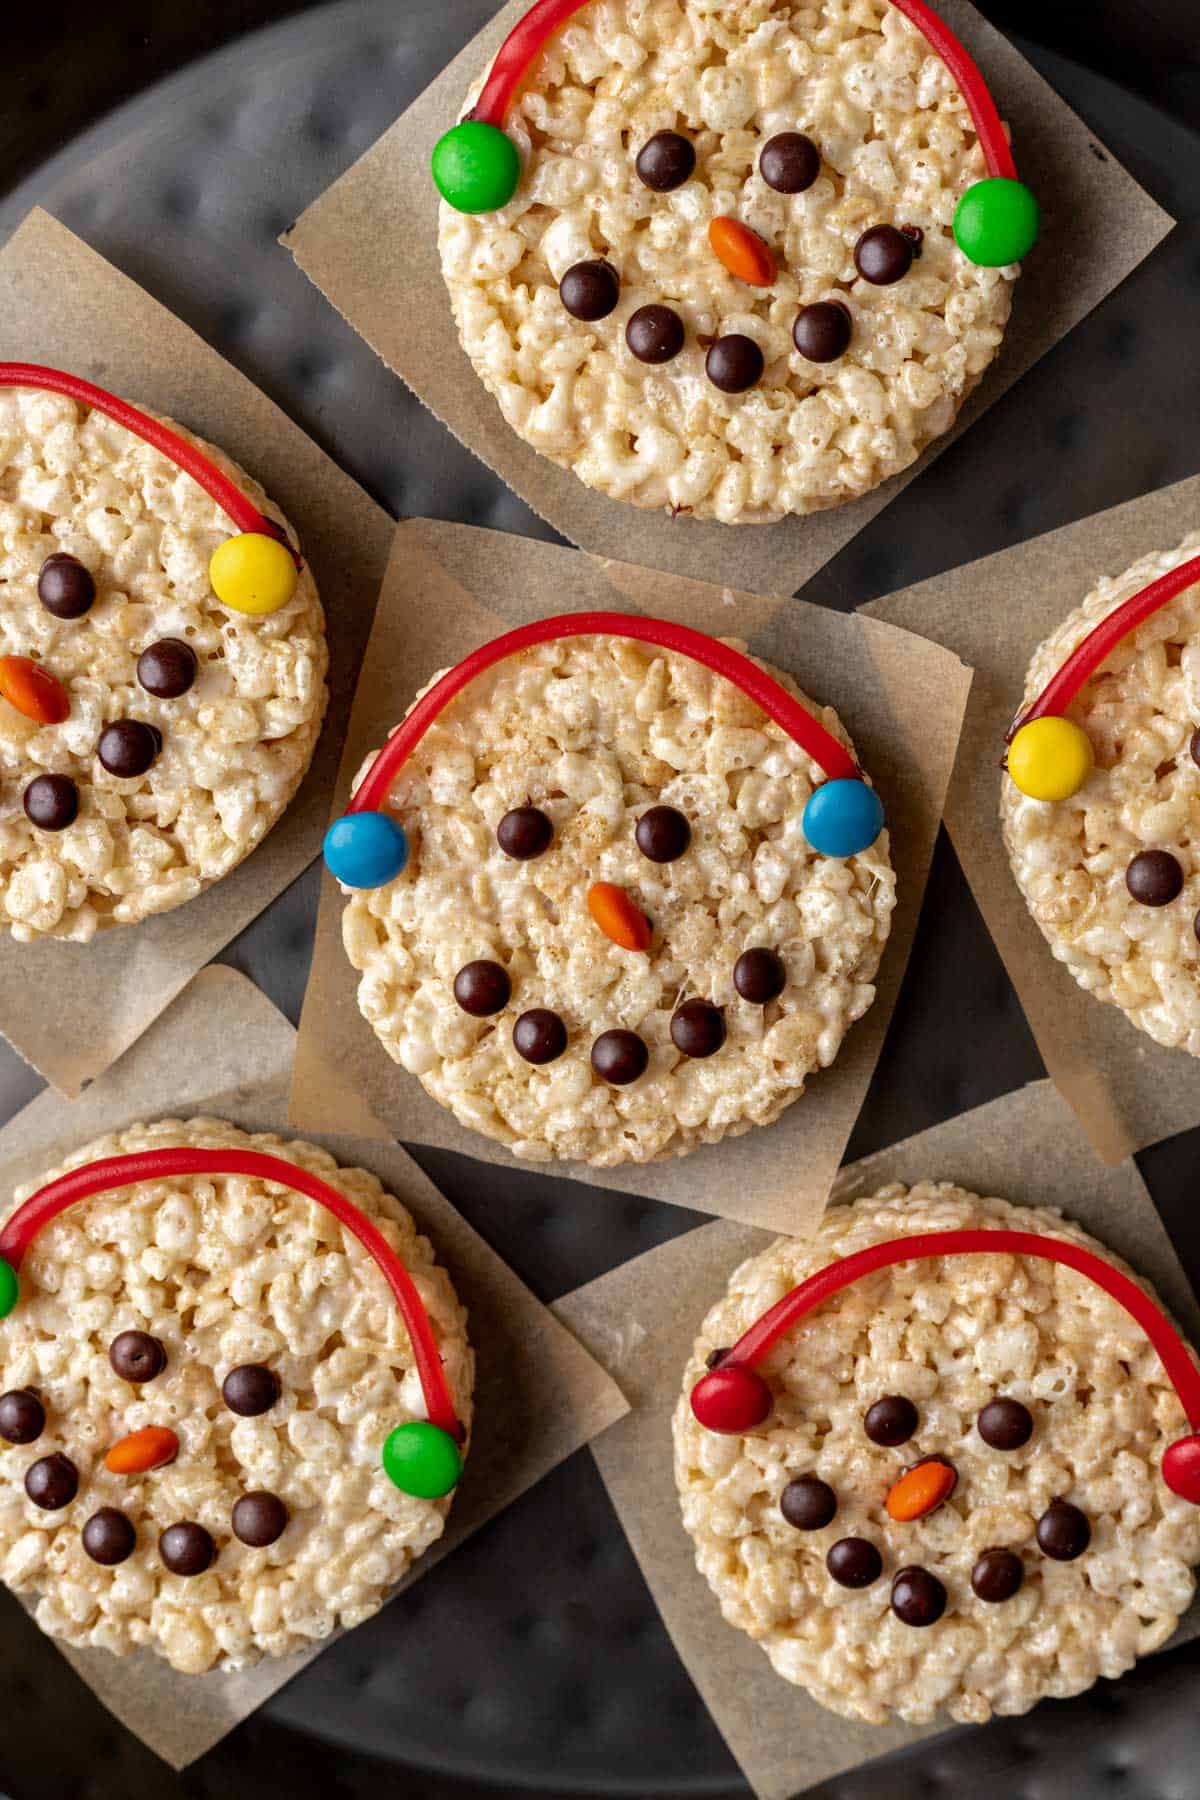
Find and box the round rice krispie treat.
[1002,533,1200,1054]
[434,0,1038,524]
[0,373,328,942]
[674,1183,1200,1726]
[329,619,895,1166]
[0,1118,473,1674]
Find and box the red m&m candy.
[690,1363,772,1434]
[1163,1434,1200,1504]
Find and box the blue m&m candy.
[803,778,884,858]
[323,812,409,889]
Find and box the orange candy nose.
[885,1457,957,1522]
[587,881,652,952]
[104,1426,180,1476]
[0,655,69,724]
[708,216,777,288]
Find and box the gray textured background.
[1,4,1199,1797]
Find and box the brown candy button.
[971,1547,1024,1603]
[854,224,915,285]
[759,132,819,194]
[137,638,197,698]
[38,553,96,620]
[635,131,696,192]
[977,1397,1033,1449]
[560,260,620,322]
[25,1452,78,1511]
[0,1388,45,1444]
[733,947,786,1004]
[890,1565,946,1626]
[864,1395,918,1446]
[1036,1499,1090,1561]
[232,1491,289,1547]
[826,1536,882,1588]
[109,1330,167,1383]
[222,1364,280,1418]
[591,1029,649,1085]
[453,960,512,1017]
[497,806,553,860]
[635,805,690,863]
[627,304,685,365]
[98,719,159,778]
[706,334,764,394]
[793,301,851,363]
[23,774,79,831]
[1126,849,1184,906]
[82,1507,137,1567]
[780,1475,837,1530]
[159,1521,216,1576]
[669,1000,725,1058]
[513,1008,568,1065]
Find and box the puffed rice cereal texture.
[0,1118,474,1674]
[0,387,328,941]
[674,1183,1200,1726]
[339,633,895,1166]
[438,0,1017,524]
[1001,533,1200,1055]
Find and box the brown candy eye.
[793,300,852,363]
[826,1537,882,1588]
[82,1508,137,1567]
[977,1397,1033,1449]
[513,1008,568,1065]
[497,806,553,860]
[591,1029,649,1085]
[232,1491,289,1547]
[1126,849,1183,906]
[780,1475,837,1530]
[635,805,690,863]
[223,1364,280,1417]
[0,1389,45,1444]
[636,131,696,192]
[453,960,511,1017]
[25,1453,78,1511]
[864,1395,918,1446]
[109,1330,166,1383]
[159,1521,216,1576]
[1036,1499,1090,1561]
[890,1566,946,1626]
[854,224,914,285]
[38,553,96,619]
[759,132,819,194]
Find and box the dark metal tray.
[2,4,1199,1797]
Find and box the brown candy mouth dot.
[232,1491,289,1548]
[780,1474,838,1531]
[826,1536,882,1588]
[792,300,851,364]
[560,259,621,322]
[854,224,915,285]
[137,637,197,699]
[705,334,764,394]
[82,1507,137,1567]
[0,1388,45,1445]
[23,773,79,832]
[453,959,512,1017]
[98,718,160,779]
[626,304,685,365]
[733,947,787,1004]
[1036,1498,1090,1561]
[971,1547,1024,1603]
[513,1008,568,1065]
[24,1452,78,1511]
[1125,849,1184,906]
[977,1396,1033,1449]
[669,999,726,1059]
[635,805,691,864]
[37,552,96,619]
[591,1028,649,1085]
[159,1521,216,1576]
[890,1565,947,1627]
[759,131,820,194]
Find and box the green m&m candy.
[954,177,1040,267]
[0,1258,17,1320]
[432,120,521,215]
[382,1420,463,1498]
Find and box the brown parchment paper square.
[282,0,1171,597]
[554,1078,1200,1800]
[0,964,628,1769]
[864,474,1200,1165]
[288,516,972,1233]
[0,208,395,1095]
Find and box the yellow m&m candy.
[209,531,298,616]
[1007,715,1093,801]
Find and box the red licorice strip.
[0,363,286,549]
[347,611,859,818]
[470,0,1016,182]
[723,1229,1200,1428]
[1012,553,1200,737]
[0,1149,459,1438]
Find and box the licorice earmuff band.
[688,1227,1200,1505]
[430,0,1039,271]
[320,612,886,890]
[0,1148,464,1499]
